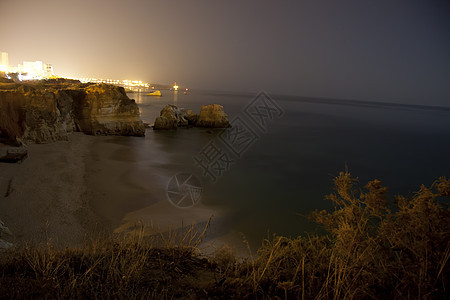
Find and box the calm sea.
[126,90,450,247]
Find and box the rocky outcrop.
[154,105,180,130]
[0,88,72,144]
[153,104,230,130]
[182,108,199,125]
[72,84,145,136]
[153,105,202,130]
[196,104,230,128]
[0,80,145,144]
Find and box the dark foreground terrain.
[0,173,448,299]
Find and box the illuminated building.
[17,61,54,80]
[0,52,8,72]
[22,61,43,76]
[45,64,54,77]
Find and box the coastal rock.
[176,109,189,127]
[196,104,230,128]
[0,88,72,144]
[73,84,145,136]
[153,105,178,130]
[154,116,177,130]
[181,108,199,125]
[153,104,193,129]
[0,81,145,144]
[153,104,229,130]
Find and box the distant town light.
[72,76,151,89]
[2,52,151,87]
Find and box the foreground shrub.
[234,172,449,299]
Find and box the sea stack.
[196,104,230,128]
[153,104,230,129]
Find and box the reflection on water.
[130,90,179,108]
[173,90,178,106]
[133,92,144,104]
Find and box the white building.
[0,52,55,79]
[44,64,54,77]
[19,61,54,79]
[0,52,8,72]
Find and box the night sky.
[1,0,449,106]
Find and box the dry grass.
[0,222,215,299]
[220,172,449,299]
[0,173,448,299]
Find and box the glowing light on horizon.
[71,76,150,88]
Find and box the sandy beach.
[0,131,248,255]
[0,133,97,247]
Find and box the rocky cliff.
[0,80,145,144]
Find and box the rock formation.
[0,80,145,144]
[182,108,199,125]
[154,104,181,130]
[153,104,230,130]
[73,84,145,136]
[196,104,230,128]
[153,105,203,129]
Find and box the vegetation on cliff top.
[0,172,448,299]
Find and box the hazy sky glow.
[1,0,449,106]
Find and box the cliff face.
[72,84,144,136]
[0,88,73,144]
[0,80,145,145]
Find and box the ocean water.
[126,90,450,247]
